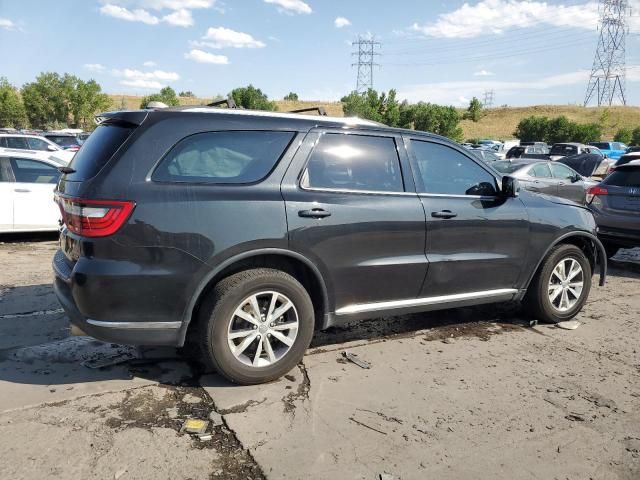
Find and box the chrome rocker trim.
[86,320,182,329]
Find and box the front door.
[9,157,61,230]
[282,130,428,314]
[550,162,586,203]
[406,138,530,297]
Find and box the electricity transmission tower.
[584,0,630,106]
[483,89,495,108]
[351,36,381,93]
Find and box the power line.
[584,0,630,106]
[483,89,495,108]
[351,36,381,93]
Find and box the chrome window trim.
[87,320,182,329]
[335,288,518,315]
[418,193,496,200]
[299,185,417,196]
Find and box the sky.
[0,0,639,107]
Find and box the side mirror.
[47,144,57,151]
[571,174,581,183]
[501,176,519,198]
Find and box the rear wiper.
[58,166,76,174]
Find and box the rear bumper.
[52,250,184,346]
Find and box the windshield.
[492,161,523,174]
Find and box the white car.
[0,151,65,233]
[0,134,76,163]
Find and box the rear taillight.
[586,186,608,204]
[56,196,135,237]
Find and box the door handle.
[298,208,331,219]
[431,210,457,219]
[14,188,31,193]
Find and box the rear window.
[550,144,578,156]
[66,123,134,181]
[602,168,640,187]
[47,136,79,147]
[152,131,294,184]
[590,142,609,150]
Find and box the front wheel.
[524,244,592,323]
[197,268,315,385]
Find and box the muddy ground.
[0,233,638,479]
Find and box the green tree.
[21,72,70,128]
[341,89,402,127]
[140,86,180,108]
[179,90,195,97]
[230,85,276,111]
[546,116,576,144]
[0,77,27,128]
[69,78,111,129]
[412,103,463,142]
[572,122,602,144]
[398,100,415,129]
[462,97,483,122]
[514,116,550,142]
[632,127,640,146]
[614,127,633,144]
[284,92,299,101]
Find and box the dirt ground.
[0,233,638,480]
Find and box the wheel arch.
[178,248,331,346]
[523,231,607,293]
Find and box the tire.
[603,242,620,259]
[196,268,314,385]
[523,244,592,324]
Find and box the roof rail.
[288,106,328,116]
[206,98,238,109]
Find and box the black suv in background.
[53,107,606,385]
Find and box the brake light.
[586,186,608,204]
[56,196,135,237]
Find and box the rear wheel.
[524,244,592,323]
[197,268,314,385]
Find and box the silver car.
[491,160,593,204]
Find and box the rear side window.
[550,163,577,180]
[529,163,552,178]
[6,137,28,149]
[153,131,294,184]
[26,138,51,151]
[301,133,404,193]
[66,123,134,181]
[10,158,61,184]
[602,169,640,187]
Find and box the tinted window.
[602,168,640,187]
[154,131,294,184]
[550,163,577,180]
[411,140,497,196]
[529,163,552,178]
[0,158,11,182]
[67,123,134,181]
[26,137,51,151]
[46,136,79,147]
[550,144,577,156]
[492,161,524,174]
[302,133,403,193]
[590,142,609,150]
[10,158,60,184]
[6,137,29,149]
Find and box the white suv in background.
[0,134,75,163]
[0,151,64,233]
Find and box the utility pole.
[483,89,495,108]
[584,0,630,106]
[351,36,381,93]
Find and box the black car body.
[587,161,640,256]
[53,107,606,384]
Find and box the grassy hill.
[108,94,640,141]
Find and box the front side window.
[529,163,552,178]
[26,137,51,151]
[10,158,61,184]
[302,133,404,193]
[410,140,497,196]
[153,131,294,184]
[550,163,577,180]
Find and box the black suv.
[53,107,606,384]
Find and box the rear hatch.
[597,165,640,227]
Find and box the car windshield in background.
[550,145,578,156]
[491,161,523,174]
[48,136,79,147]
[602,167,640,187]
[590,142,610,150]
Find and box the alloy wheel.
[548,258,584,312]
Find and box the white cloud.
[100,4,160,24]
[84,63,106,72]
[474,69,494,77]
[398,69,592,105]
[145,0,213,9]
[628,65,640,82]
[264,0,312,15]
[412,0,600,38]
[184,49,229,64]
[0,18,15,30]
[334,16,351,28]
[143,60,156,67]
[162,8,193,27]
[120,79,164,89]
[113,68,180,81]
[201,27,265,48]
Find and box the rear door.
[406,137,529,297]
[9,157,61,230]
[282,129,428,314]
[550,162,585,203]
[0,158,14,231]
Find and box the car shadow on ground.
[0,232,59,244]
